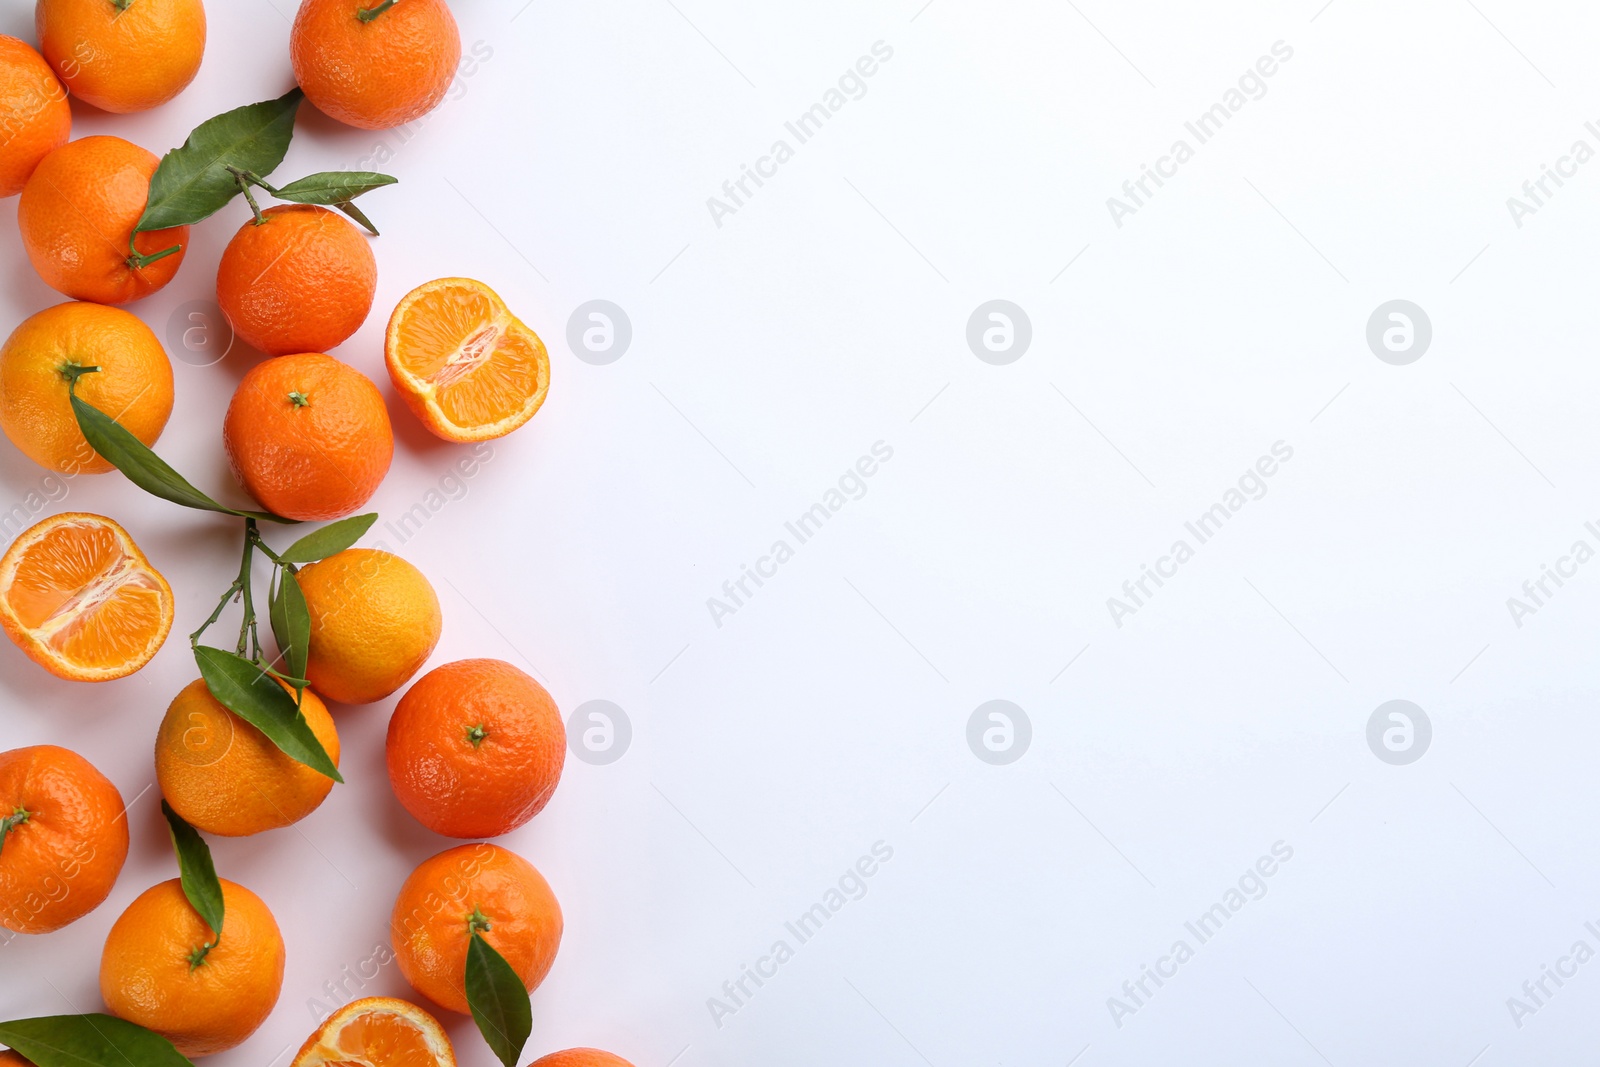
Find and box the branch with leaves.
[129,87,397,272]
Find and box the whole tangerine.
[100,878,285,1058]
[0,745,128,934]
[291,0,461,130]
[390,843,562,1016]
[17,135,188,304]
[0,36,70,197]
[296,548,441,705]
[0,301,174,475]
[387,659,565,839]
[222,353,393,521]
[217,204,377,357]
[155,679,340,837]
[36,0,206,113]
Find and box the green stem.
[468,907,492,935]
[127,244,181,270]
[466,724,487,748]
[190,578,244,647]
[59,363,100,388]
[0,808,31,857]
[236,521,259,657]
[111,0,135,10]
[187,939,217,971]
[358,0,399,20]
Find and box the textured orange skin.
[100,878,285,1058]
[296,548,440,705]
[391,844,562,1016]
[36,0,206,114]
[0,301,173,475]
[217,205,377,357]
[223,353,393,521]
[531,1052,636,1067]
[17,136,188,304]
[291,0,461,130]
[0,512,175,682]
[388,659,565,839]
[156,679,340,837]
[0,37,69,198]
[291,996,456,1067]
[0,745,128,935]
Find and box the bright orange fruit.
[156,679,340,837]
[36,0,206,113]
[296,548,441,705]
[531,1052,637,1067]
[17,136,188,304]
[0,513,173,682]
[0,36,70,198]
[291,0,461,130]
[387,659,564,839]
[0,745,128,934]
[217,204,377,357]
[391,843,562,1015]
[100,878,285,1058]
[0,300,174,475]
[222,353,394,521]
[385,278,550,442]
[291,997,456,1067]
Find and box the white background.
[4,0,1600,1064]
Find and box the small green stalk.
[467,724,487,748]
[358,0,399,21]
[111,0,135,11]
[187,939,217,971]
[0,808,31,856]
[127,244,182,271]
[468,907,492,935]
[288,391,310,408]
[58,363,101,388]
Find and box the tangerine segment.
[292,997,456,1067]
[386,278,550,443]
[0,513,173,681]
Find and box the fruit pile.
[0,4,621,1066]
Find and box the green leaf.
[0,1015,195,1067]
[277,513,377,563]
[194,646,343,783]
[160,801,223,942]
[466,930,532,1067]
[135,88,303,234]
[272,171,397,205]
[268,569,310,684]
[70,393,293,524]
[333,199,381,236]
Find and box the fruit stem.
[111,0,135,11]
[288,391,310,408]
[127,245,181,271]
[237,521,260,659]
[58,362,101,388]
[357,0,399,21]
[0,808,31,857]
[466,724,487,747]
[467,907,492,935]
[190,578,244,647]
[187,940,217,971]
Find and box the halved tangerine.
[385,277,550,442]
[291,997,456,1067]
[0,513,173,681]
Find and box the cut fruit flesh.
[0,514,173,681]
[386,278,550,441]
[292,998,454,1067]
